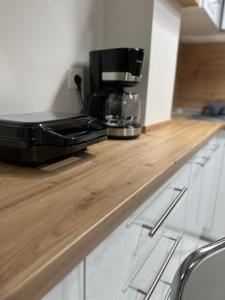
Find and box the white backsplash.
[0,0,104,115]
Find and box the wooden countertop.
[0,119,223,300]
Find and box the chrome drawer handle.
[164,288,171,300]
[143,187,187,237]
[142,236,182,300]
[194,144,220,167]
[122,235,163,292]
[196,155,211,167]
[123,235,181,298]
[208,144,220,152]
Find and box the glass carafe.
[105,91,141,138]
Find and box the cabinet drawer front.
[126,233,182,299]
[86,165,189,300]
[128,165,189,238]
[86,219,145,300]
[86,220,167,300]
[42,262,84,300]
[124,282,170,300]
[185,161,203,236]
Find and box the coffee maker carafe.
[88,48,144,138]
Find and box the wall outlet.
[68,66,84,90]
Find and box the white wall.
[0,0,181,126]
[145,0,181,125]
[103,0,181,126]
[0,0,104,115]
[103,0,154,124]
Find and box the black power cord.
[74,75,88,111]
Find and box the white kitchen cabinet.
[42,262,84,300]
[183,148,205,240]
[182,133,225,244]
[222,2,225,29]
[86,164,190,300]
[202,0,223,28]
[130,233,181,298]
[85,210,161,300]
[210,132,225,234]
[201,134,225,230]
[86,218,142,300]
[212,150,225,233]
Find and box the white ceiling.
[181,7,225,43]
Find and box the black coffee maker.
[88,48,144,138]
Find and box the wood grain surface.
[174,43,225,109]
[142,120,172,133]
[0,119,223,300]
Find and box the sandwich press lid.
[0,112,105,149]
[0,112,88,126]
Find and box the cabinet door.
[166,165,190,233]
[42,262,84,300]
[129,233,181,299]
[86,165,189,300]
[222,3,225,29]
[184,134,224,241]
[184,150,204,240]
[85,220,142,300]
[211,133,225,234]
[202,0,223,28]
[202,133,225,234]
